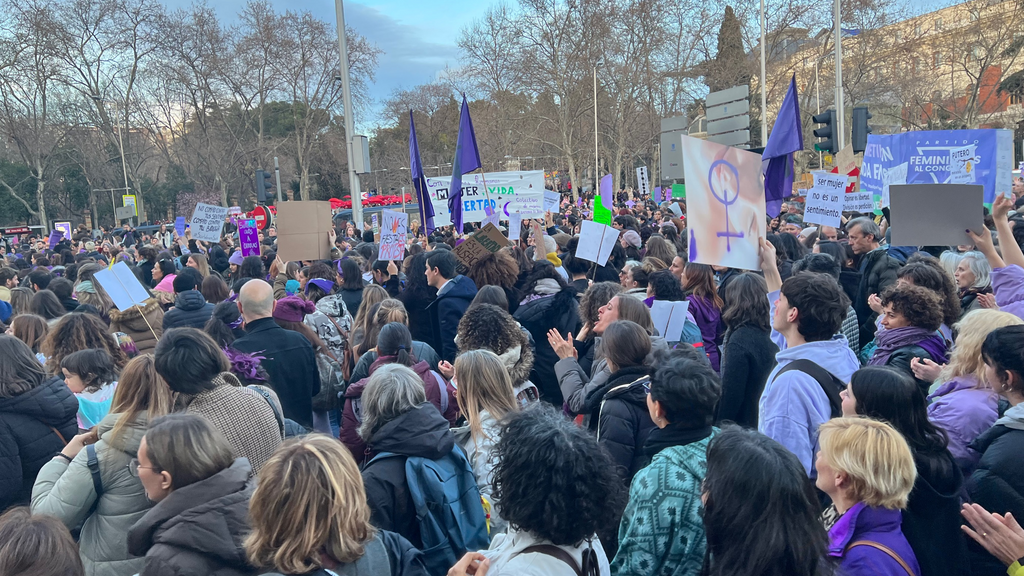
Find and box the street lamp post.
[593,61,601,200]
[91,94,133,226]
[333,0,363,226]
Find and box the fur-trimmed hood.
[108,297,162,323]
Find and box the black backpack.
[772,359,845,418]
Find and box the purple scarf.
[870,326,949,367]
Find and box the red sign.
[3,227,30,235]
[249,206,273,230]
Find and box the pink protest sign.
[239,220,260,257]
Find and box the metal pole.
[334,0,363,227]
[816,60,822,167]
[593,66,599,202]
[760,0,768,144]
[274,156,283,202]
[834,0,845,151]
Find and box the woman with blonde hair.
[817,418,920,576]
[350,284,389,350]
[926,309,1023,472]
[452,349,519,535]
[187,253,210,278]
[245,435,427,576]
[32,354,175,576]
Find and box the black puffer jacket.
[967,422,1024,576]
[901,448,969,576]
[361,403,456,550]
[513,288,581,405]
[582,366,656,487]
[127,458,256,576]
[162,290,215,330]
[0,376,79,510]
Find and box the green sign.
[671,184,686,199]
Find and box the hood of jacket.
[649,430,716,478]
[367,402,454,460]
[109,298,161,326]
[315,293,350,319]
[0,376,78,427]
[771,337,861,385]
[173,289,208,312]
[583,365,652,414]
[127,458,253,564]
[514,286,578,325]
[96,410,150,456]
[436,275,478,304]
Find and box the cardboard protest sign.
[94,261,153,312]
[239,220,260,257]
[576,220,619,267]
[650,300,690,342]
[48,230,64,250]
[275,201,333,262]
[949,145,977,185]
[681,135,766,271]
[189,203,230,242]
[543,190,560,213]
[804,172,846,227]
[379,209,408,261]
[453,223,508,271]
[889,184,983,246]
[174,216,186,237]
[507,213,522,242]
[53,221,72,241]
[843,192,875,213]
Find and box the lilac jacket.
[687,294,722,372]
[992,265,1024,320]
[927,376,997,473]
[828,502,921,576]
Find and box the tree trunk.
[35,177,47,230]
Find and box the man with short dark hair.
[154,327,281,471]
[162,268,214,330]
[0,267,18,302]
[25,269,52,292]
[792,253,860,353]
[846,217,901,344]
[758,239,859,477]
[425,250,477,362]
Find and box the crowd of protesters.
[3,182,1024,576]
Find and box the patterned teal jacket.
[610,429,716,576]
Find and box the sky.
[165,0,488,129]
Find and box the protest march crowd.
[7,178,1024,576]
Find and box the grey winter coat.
[127,458,257,576]
[32,412,153,576]
[453,410,506,535]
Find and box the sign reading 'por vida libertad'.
[804,172,847,228]
[189,203,230,243]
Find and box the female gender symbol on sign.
[708,159,744,252]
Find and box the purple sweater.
[828,502,921,576]
[687,294,722,372]
[992,265,1024,320]
[927,376,997,473]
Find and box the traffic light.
[255,169,273,203]
[812,109,837,154]
[852,107,873,154]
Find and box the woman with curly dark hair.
[456,303,538,404]
[465,250,520,315]
[897,259,961,340]
[717,273,778,427]
[451,403,624,575]
[577,282,622,343]
[702,427,829,576]
[41,312,128,376]
[868,284,948,391]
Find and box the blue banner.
[861,129,1012,205]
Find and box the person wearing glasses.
[127,413,256,576]
[32,355,174,576]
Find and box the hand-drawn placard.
[189,203,229,242]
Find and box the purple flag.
[653,186,662,202]
[48,230,63,250]
[239,221,260,257]
[409,110,435,235]
[449,95,482,234]
[761,75,803,218]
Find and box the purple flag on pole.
[449,95,482,234]
[409,110,435,235]
[761,75,803,218]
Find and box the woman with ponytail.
[340,323,457,462]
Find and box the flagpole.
[478,168,493,219]
[760,0,768,145]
